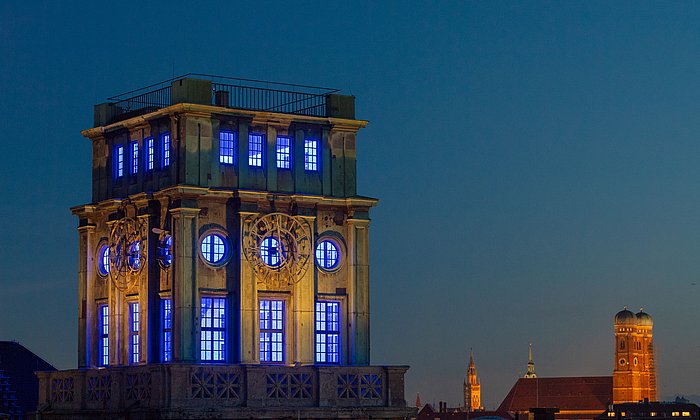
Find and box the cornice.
[81,103,369,140]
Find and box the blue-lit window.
[130,141,139,175]
[260,299,284,363]
[115,145,124,178]
[315,301,340,364]
[261,237,284,267]
[276,136,291,169]
[304,139,318,171]
[128,241,141,270]
[98,304,109,367]
[161,298,172,362]
[97,245,110,276]
[220,130,235,165]
[157,235,173,268]
[145,137,154,171]
[315,240,340,270]
[161,133,171,167]
[200,233,227,266]
[129,302,140,364]
[248,133,263,167]
[201,297,226,362]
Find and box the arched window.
[620,339,625,350]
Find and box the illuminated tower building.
[524,343,537,378]
[36,75,412,419]
[613,307,657,403]
[464,351,483,411]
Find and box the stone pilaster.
[170,206,200,362]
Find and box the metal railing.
[105,73,339,121]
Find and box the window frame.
[98,304,109,367]
[161,297,172,362]
[248,133,264,168]
[315,239,341,271]
[200,296,227,363]
[161,132,171,168]
[130,141,139,175]
[219,130,235,165]
[145,137,155,171]
[315,300,341,364]
[304,138,318,171]
[259,298,285,363]
[129,301,140,364]
[96,243,110,277]
[198,230,230,268]
[114,144,124,179]
[276,136,291,169]
[260,236,285,267]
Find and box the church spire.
[524,342,537,378]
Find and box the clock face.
[242,213,311,287]
[107,216,146,291]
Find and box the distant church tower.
[613,307,657,403]
[464,351,483,411]
[524,343,537,378]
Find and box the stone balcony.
[35,364,412,419]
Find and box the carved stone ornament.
[108,216,147,291]
[242,212,311,288]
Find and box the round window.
[260,236,285,267]
[315,239,340,271]
[128,241,142,270]
[158,235,173,268]
[200,233,228,266]
[97,245,110,276]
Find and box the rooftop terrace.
[95,73,352,126]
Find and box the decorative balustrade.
[36,364,408,416]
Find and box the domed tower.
[463,350,483,412]
[613,307,657,403]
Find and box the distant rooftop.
[100,73,346,125]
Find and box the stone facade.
[36,77,412,419]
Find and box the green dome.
[614,308,636,325]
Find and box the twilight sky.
[2,0,700,408]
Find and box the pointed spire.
[524,342,538,378]
[469,348,475,369]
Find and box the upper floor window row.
[218,131,319,171]
[113,132,170,180]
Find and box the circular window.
[158,235,173,268]
[619,358,626,366]
[97,245,110,276]
[260,236,285,267]
[315,239,340,270]
[200,232,229,266]
[128,241,142,270]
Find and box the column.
[171,206,200,362]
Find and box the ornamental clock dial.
[242,212,311,287]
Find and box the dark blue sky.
[2,0,700,407]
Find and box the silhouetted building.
[597,401,700,420]
[35,75,412,419]
[0,341,55,419]
[417,403,514,420]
